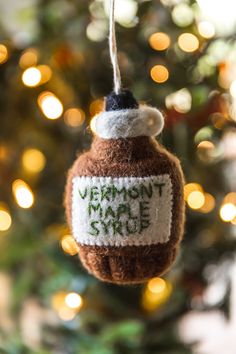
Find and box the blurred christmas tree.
[0,0,236,353]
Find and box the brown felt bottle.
[65,90,185,284]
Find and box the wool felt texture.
[105,90,139,111]
[65,136,185,284]
[71,175,173,246]
[91,107,164,139]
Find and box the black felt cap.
[105,89,139,111]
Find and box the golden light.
[187,191,205,210]
[230,81,236,99]
[0,44,8,64]
[142,279,172,311]
[38,92,63,120]
[197,141,214,149]
[19,49,38,69]
[37,65,52,84]
[149,32,171,51]
[64,108,85,127]
[22,65,52,87]
[231,217,236,225]
[0,145,8,161]
[220,203,236,222]
[60,235,78,256]
[12,179,34,209]
[22,148,46,174]
[199,193,215,213]
[65,293,83,310]
[184,183,203,201]
[89,99,104,117]
[223,192,236,205]
[147,277,166,294]
[58,307,76,321]
[218,62,236,90]
[218,71,230,90]
[22,67,41,87]
[150,65,169,83]
[51,291,67,311]
[90,116,97,134]
[51,291,82,321]
[198,21,215,39]
[197,140,215,154]
[178,33,199,53]
[197,140,216,162]
[0,207,12,232]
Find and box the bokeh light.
[220,203,236,222]
[187,191,205,210]
[172,4,194,27]
[37,65,52,84]
[147,277,166,294]
[22,67,41,87]
[165,88,192,113]
[89,99,104,117]
[38,92,63,120]
[22,148,46,174]
[149,32,171,51]
[19,49,38,69]
[194,127,213,144]
[51,291,67,311]
[65,293,83,310]
[64,108,85,127]
[197,0,236,36]
[184,183,203,201]
[60,235,78,256]
[51,291,82,321]
[0,44,8,64]
[150,65,169,83]
[0,145,8,161]
[223,192,236,205]
[197,140,215,152]
[58,307,76,321]
[143,278,172,311]
[198,21,215,39]
[104,0,138,27]
[22,65,51,87]
[90,116,97,134]
[196,140,220,163]
[199,193,215,213]
[0,206,12,232]
[230,81,236,98]
[12,180,34,209]
[211,113,226,130]
[178,33,199,53]
[86,20,108,42]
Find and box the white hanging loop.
[109,0,122,94]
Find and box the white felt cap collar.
[91,106,164,139]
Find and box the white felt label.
[72,175,173,247]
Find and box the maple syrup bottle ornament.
[65,0,185,284]
[65,90,185,284]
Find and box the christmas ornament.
[65,0,185,284]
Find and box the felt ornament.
[65,0,185,284]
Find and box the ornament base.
[78,244,177,284]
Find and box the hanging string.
[109,0,122,94]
